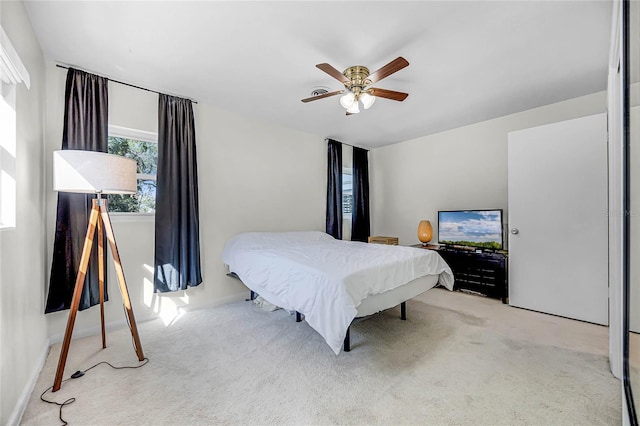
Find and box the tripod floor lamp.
[52,150,145,392]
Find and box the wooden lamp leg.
[52,200,101,392]
[99,203,145,361]
[98,213,106,349]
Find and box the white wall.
[0,2,48,424]
[370,91,607,246]
[44,63,326,339]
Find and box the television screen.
[438,209,504,250]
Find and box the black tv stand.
[414,245,508,303]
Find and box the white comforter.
[222,231,454,354]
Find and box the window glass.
[0,26,30,229]
[0,83,17,228]
[107,134,158,213]
[342,171,353,216]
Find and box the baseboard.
[48,292,248,344]
[182,291,247,311]
[48,319,129,345]
[7,339,50,426]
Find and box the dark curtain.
[326,139,342,239]
[154,94,202,292]
[351,147,370,242]
[46,68,109,313]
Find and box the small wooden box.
[368,236,399,245]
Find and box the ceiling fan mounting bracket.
[342,66,371,90]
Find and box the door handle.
[510,228,519,235]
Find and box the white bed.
[222,231,454,354]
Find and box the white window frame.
[107,125,157,221]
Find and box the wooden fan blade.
[301,90,344,103]
[367,57,409,84]
[369,88,409,102]
[316,63,350,84]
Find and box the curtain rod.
[55,64,198,104]
[325,138,368,151]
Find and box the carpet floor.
[21,288,620,425]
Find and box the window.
[0,26,30,229]
[107,126,158,214]
[0,83,16,228]
[342,169,353,217]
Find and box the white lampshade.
[346,101,360,114]
[53,150,137,194]
[339,92,356,109]
[360,92,376,109]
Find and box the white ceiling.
[24,1,612,149]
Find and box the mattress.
[355,274,440,318]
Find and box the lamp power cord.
[39,357,149,425]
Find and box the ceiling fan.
[301,57,409,115]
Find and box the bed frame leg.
[343,326,351,352]
[401,301,407,320]
[296,311,302,322]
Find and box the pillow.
[222,231,333,266]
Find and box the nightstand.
[368,236,399,245]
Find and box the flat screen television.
[438,209,504,250]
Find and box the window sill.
[109,213,155,223]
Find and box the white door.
[508,113,608,325]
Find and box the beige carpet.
[21,289,620,425]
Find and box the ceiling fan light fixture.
[360,92,376,110]
[340,92,356,109]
